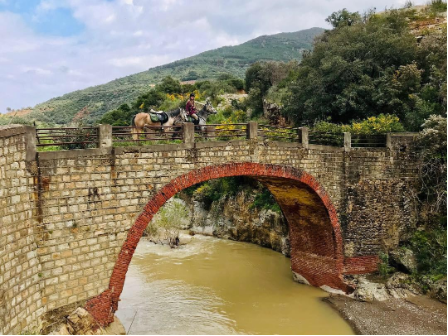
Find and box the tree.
[325,9,362,28]
[98,104,133,126]
[144,199,190,248]
[156,76,182,94]
[245,61,299,117]
[282,8,446,129]
[132,90,165,111]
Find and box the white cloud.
[0,0,429,112]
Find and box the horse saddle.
[149,112,168,124]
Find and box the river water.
[116,233,353,335]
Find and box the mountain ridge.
[18,27,325,124]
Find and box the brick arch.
[85,163,348,326]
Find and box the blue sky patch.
[0,0,84,37]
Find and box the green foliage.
[428,0,447,13]
[156,76,182,94]
[193,177,248,210]
[378,252,395,278]
[281,8,447,130]
[98,104,133,126]
[311,114,404,134]
[144,199,189,246]
[312,120,350,134]
[250,188,281,212]
[190,177,281,214]
[245,61,299,117]
[0,115,33,126]
[351,114,405,134]
[415,116,447,219]
[408,229,447,276]
[326,9,362,28]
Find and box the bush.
[144,199,189,248]
[378,252,396,278]
[194,177,247,210]
[250,188,281,212]
[429,0,447,13]
[351,114,405,134]
[408,229,447,277]
[311,114,405,135]
[415,116,447,221]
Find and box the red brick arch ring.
[86,162,366,326]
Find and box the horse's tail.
[131,115,136,128]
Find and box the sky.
[0,0,426,113]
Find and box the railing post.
[344,132,351,152]
[386,133,392,149]
[246,121,258,139]
[98,124,112,148]
[205,126,215,139]
[24,126,37,161]
[299,127,309,149]
[183,123,195,144]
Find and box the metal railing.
[351,134,387,148]
[112,125,183,144]
[194,123,248,142]
[258,125,300,142]
[36,127,99,150]
[308,131,344,147]
[34,123,391,151]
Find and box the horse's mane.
[167,108,181,117]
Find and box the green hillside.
[28,27,324,125]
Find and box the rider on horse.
[185,93,199,123]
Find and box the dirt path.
[324,295,447,335]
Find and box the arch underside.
[85,163,351,326]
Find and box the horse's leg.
[132,127,138,141]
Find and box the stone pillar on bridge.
[98,124,112,148]
[183,123,195,144]
[299,127,309,149]
[344,132,351,152]
[24,126,37,161]
[386,133,392,150]
[247,121,258,139]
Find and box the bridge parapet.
[34,122,396,151]
[0,124,421,333]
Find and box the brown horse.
[131,108,182,140]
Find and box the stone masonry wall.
[0,125,43,334]
[0,125,419,333]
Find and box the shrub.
[144,199,189,247]
[250,188,281,212]
[428,0,447,13]
[193,177,246,210]
[311,114,405,135]
[351,114,405,134]
[378,252,395,278]
[408,229,447,277]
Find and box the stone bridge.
[0,124,419,333]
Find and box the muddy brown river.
[116,234,354,334]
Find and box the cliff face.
[180,190,290,257]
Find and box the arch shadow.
[85,163,350,325]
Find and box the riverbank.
[325,294,447,335]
